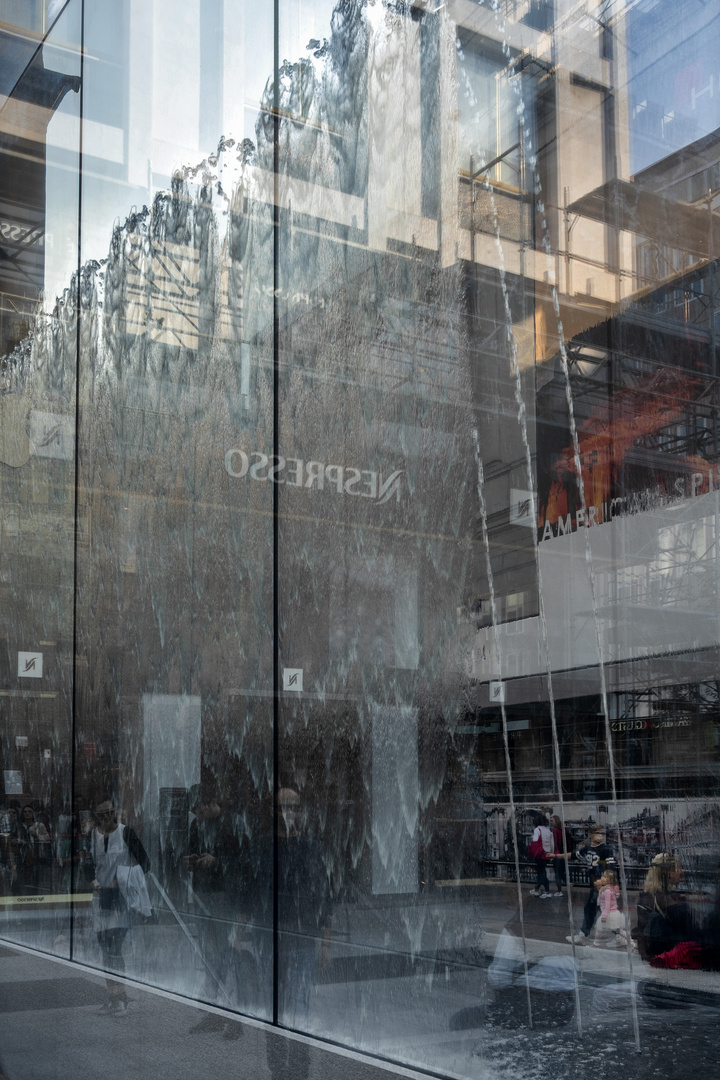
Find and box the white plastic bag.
[116,864,152,919]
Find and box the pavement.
[0,882,718,1080]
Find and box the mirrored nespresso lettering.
[1,0,720,1076]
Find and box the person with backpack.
[528,813,554,898]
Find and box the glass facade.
[2,0,720,1074]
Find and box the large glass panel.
[267,0,720,1073]
[69,0,275,1016]
[0,0,80,955]
[271,0,484,1056]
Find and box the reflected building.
[0,7,79,356]
[1,0,720,1076]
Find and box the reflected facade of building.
[1,0,720,1076]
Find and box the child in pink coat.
[593,869,630,947]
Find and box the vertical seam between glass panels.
[69,0,86,964]
[272,0,281,1030]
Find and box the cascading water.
[485,0,641,1048]
[473,428,534,1029]
[1,0,684,1072]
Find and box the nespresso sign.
[0,220,44,247]
[225,449,404,506]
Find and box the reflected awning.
[568,178,720,259]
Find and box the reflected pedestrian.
[566,827,613,945]
[0,804,19,895]
[592,867,628,947]
[635,852,693,961]
[88,796,150,1016]
[277,787,332,1025]
[183,784,242,1021]
[56,800,74,893]
[266,786,332,1080]
[550,814,574,898]
[528,813,553,899]
[16,805,52,894]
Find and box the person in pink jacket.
[593,867,630,948]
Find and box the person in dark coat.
[183,785,242,1013]
[634,853,694,961]
[276,787,332,1026]
[550,814,574,897]
[566,827,613,944]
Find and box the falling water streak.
[485,0,643,1046]
[472,429,533,1030]
[482,168,583,1032]
[550,297,642,1050]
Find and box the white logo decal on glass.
[18,652,43,679]
[30,410,75,461]
[509,489,534,528]
[490,680,505,703]
[283,668,303,692]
